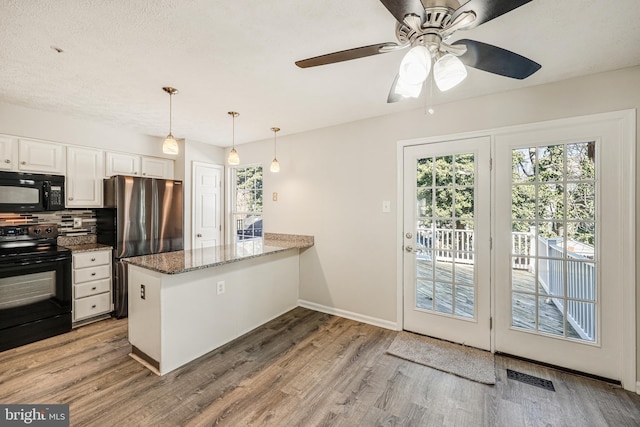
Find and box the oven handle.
[0,256,71,267]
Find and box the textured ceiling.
[1,0,639,146]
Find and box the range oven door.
[0,253,72,351]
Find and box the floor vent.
[506,369,555,391]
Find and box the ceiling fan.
[295,0,541,103]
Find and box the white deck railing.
[537,238,595,341]
[416,227,595,341]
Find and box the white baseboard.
[298,299,399,331]
[636,381,640,395]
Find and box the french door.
[401,112,634,386]
[403,137,491,350]
[493,116,630,381]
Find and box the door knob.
[405,245,414,252]
[405,232,413,239]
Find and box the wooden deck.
[415,259,580,339]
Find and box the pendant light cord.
[169,93,173,135]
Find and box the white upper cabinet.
[105,151,174,179]
[141,157,174,179]
[105,152,141,177]
[66,146,104,207]
[18,138,66,174]
[0,136,16,170]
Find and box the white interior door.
[192,162,223,250]
[403,137,491,350]
[493,114,633,384]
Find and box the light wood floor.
[1,307,638,426]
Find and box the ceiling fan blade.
[453,39,541,79]
[379,0,425,25]
[451,0,533,29]
[387,74,403,103]
[295,43,400,68]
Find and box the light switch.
[272,192,278,202]
[382,200,391,213]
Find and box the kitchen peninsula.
[124,233,313,375]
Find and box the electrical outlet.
[272,192,278,202]
[216,281,225,295]
[73,217,82,228]
[140,284,146,300]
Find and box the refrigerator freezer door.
[152,179,184,253]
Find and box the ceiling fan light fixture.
[398,45,431,85]
[433,54,468,91]
[394,78,423,98]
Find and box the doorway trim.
[396,109,635,391]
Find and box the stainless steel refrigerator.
[97,175,183,318]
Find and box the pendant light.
[270,127,280,173]
[227,111,240,165]
[162,87,179,155]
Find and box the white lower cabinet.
[72,249,113,325]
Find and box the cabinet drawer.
[73,250,111,269]
[74,278,111,299]
[74,265,111,284]
[74,292,111,321]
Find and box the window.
[230,166,263,242]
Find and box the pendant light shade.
[433,54,468,91]
[227,111,240,165]
[162,87,179,155]
[270,127,280,173]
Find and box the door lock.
[405,232,413,239]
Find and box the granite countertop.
[61,243,113,253]
[123,233,313,275]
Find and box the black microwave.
[0,171,65,212]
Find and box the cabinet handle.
[91,257,96,261]
[91,287,97,290]
[68,197,74,201]
[142,173,146,176]
[91,272,96,276]
[4,159,9,164]
[134,171,138,175]
[91,305,97,309]
[196,233,202,237]
[20,161,26,165]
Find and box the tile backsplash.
[0,210,97,236]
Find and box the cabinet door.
[18,139,66,174]
[67,146,104,207]
[0,136,16,170]
[105,152,141,177]
[141,156,174,179]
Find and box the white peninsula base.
[127,249,300,375]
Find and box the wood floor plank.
[1,307,639,426]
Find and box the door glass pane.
[414,153,477,319]
[435,282,453,314]
[416,279,433,310]
[510,142,597,342]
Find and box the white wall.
[0,102,167,157]
[232,66,640,380]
